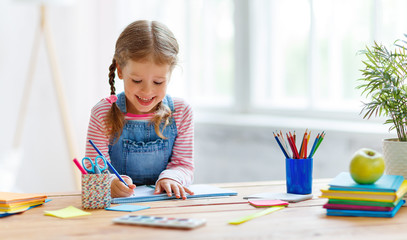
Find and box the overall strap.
[162,95,175,112]
[116,92,127,114]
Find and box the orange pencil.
[305,132,311,158]
[299,130,307,158]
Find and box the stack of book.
[320,172,407,217]
[0,192,47,217]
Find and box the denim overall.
[108,92,177,185]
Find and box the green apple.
[349,148,385,184]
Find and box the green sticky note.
[44,206,91,219]
[228,206,285,225]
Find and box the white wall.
[193,119,393,184]
[0,1,115,192]
[0,1,396,193]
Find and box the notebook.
[327,198,401,207]
[112,184,238,204]
[0,192,47,204]
[326,200,405,218]
[329,172,404,192]
[320,180,407,202]
[323,203,394,211]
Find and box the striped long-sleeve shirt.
[85,96,194,186]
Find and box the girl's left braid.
[109,59,117,95]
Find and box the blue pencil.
[273,132,289,158]
[89,140,129,187]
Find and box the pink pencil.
[73,158,87,175]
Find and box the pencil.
[312,132,325,157]
[299,130,307,158]
[89,140,129,187]
[286,133,296,159]
[308,133,320,158]
[73,158,87,175]
[288,132,300,159]
[305,132,311,158]
[279,131,291,158]
[273,132,289,158]
[278,132,291,158]
[300,130,307,158]
[293,131,296,145]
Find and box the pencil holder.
[285,158,313,194]
[81,174,111,209]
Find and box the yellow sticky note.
[44,206,91,219]
[228,206,285,225]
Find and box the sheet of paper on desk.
[112,184,238,204]
[244,192,313,202]
[44,206,91,219]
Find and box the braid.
[109,59,117,95]
[106,59,125,143]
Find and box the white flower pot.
[382,138,407,178]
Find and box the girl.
[85,20,194,200]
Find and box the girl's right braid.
[109,59,117,95]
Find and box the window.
[116,0,407,119]
[250,0,407,116]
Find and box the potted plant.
[357,35,407,177]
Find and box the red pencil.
[288,132,300,159]
[286,133,297,159]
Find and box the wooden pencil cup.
[81,174,111,209]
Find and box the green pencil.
[311,131,325,157]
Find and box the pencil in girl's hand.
[89,139,129,187]
[273,132,289,158]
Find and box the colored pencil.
[305,131,310,158]
[273,132,289,158]
[288,132,300,159]
[279,131,291,158]
[274,130,325,160]
[278,132,291,158]
[312,132,325,157]
[299,130,306,158]
[308,133,320,158]
[89,140,129,187]
[286,133,297,159]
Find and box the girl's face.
[117,59,170,115]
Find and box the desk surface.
[2,179,406,240]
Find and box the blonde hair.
[106,20,179,142]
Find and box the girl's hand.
[154,178,194,200]
[111,175,136,198]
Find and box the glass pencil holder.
[81,174,111,209]
[285,158,313,194]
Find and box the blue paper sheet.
[105,205,150,212]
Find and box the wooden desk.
[2,180,406,240]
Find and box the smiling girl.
[85,20,194,200]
